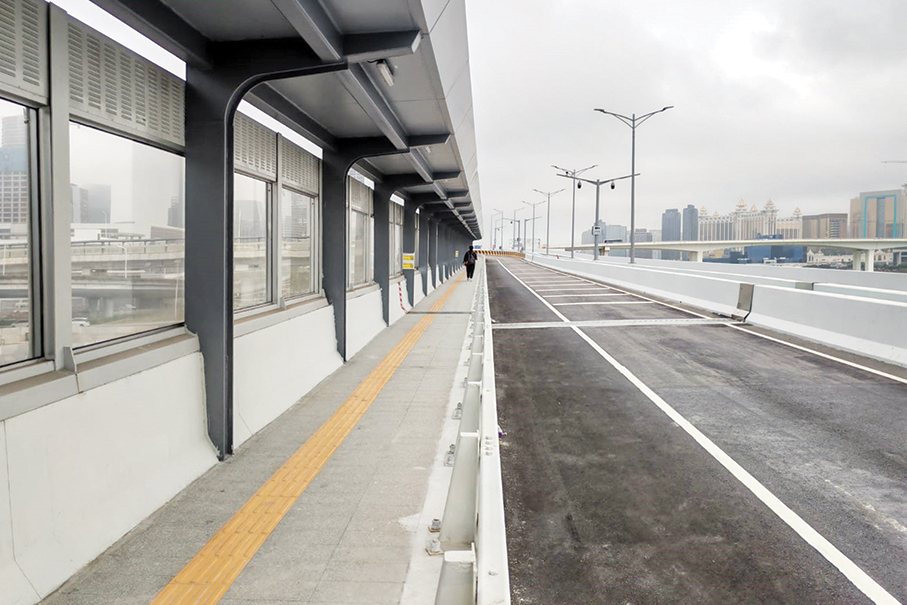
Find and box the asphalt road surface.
[487,257,907,605]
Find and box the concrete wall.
[573,252,907,292]
[389,276,411,325]
[233,304,344,447]
[531,255,744,318]
[0,354,217,604]
[414,272,425,306]
[346,288,386,359]
[747,287,907,366]
[531,255,907,367]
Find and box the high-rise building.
[634,228,654,259]
[167,196,184,229]
[580,219,605,245]
[661,208,681,260]
[802,213,847,239]
[850,189,907,238]
[682,204,698,242]
[1,116,27,147]
[85,184,112,223]
[71,185,90,223]
[698,200,801,240]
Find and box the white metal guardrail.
[434,260,511,605]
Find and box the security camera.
[577,182,582,189]
[611,182,616,190]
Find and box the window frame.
[232,169,274,315]
[279,183,319,302]
[67,118,188,350]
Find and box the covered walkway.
[40,269,476,604]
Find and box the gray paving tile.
[310,580,403,603]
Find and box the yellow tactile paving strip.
[150,273,465,605]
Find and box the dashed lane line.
[494,258,902,605]
[522,260,907,387]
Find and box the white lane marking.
[534,288,611,292]
[543,293,630,298]
[495,258,902,605]
[524,261,907,387]
[553,301,655,306]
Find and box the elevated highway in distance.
[487,256,907,604]
[564,238,907,270]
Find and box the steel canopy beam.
[91,0,211,67]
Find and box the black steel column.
[429,219,438,287]
[185,42,344,459]
[419,210,430,296]
[402,200,418,305]
[372,185,391,324]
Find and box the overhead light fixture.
[375,59,395,87]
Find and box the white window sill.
[0,325,199,423]
[234,294,330,337]
[346,282,380,299]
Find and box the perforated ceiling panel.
[0,0,47,103]
[234,112,277,181]
[67,17,184,149]
[348,177,371,213]
[280,136,319,195]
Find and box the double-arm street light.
[556,172,638,260]
[491,208,505,249]
[551,164,597,258]
[594,106,673,264]
[522,200,547,256]
[532,188,565,255]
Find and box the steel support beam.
[373,183,392,325]
[184,43,344,460]
[419,209,430,297]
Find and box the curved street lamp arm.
[594,108,633,126]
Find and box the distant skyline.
[466,0,907,246]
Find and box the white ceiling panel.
[161,0,296,40]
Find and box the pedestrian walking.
[463,245,478,280]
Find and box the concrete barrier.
[530,255,907,367]
[531,255,747,318]
[747,286,907,366]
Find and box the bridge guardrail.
[479,250,524,259]
[434,259,511,605]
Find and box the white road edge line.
[526,260,907,386]
[494,258,902,605]
[553,301,655,306]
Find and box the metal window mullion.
[42,5,72,369]
[26,105,41,360]
[272,134,284,306]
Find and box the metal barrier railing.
[478,250,524,259]
[434,261,510,605]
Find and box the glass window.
[414,211,420,267]
[392,203,403,275]
[233,173,270,309]
[281,187,315,299]
[69,123,185,348]
[349,207,368,286]
[348,177,373,288]
[0,99,35,366]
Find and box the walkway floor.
[40,267,477,605]
[489,257,907,605]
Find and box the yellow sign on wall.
[403,253,415,270]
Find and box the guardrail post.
[440,431,479,549]
[434,550,476,605]
[460,383,481,433]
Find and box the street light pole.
[512,207,525,250]
[557,172,637,260]
[594,106,673,264]
[551,165,597,258]
[522,200,546,257]
[491,208,504,249]
[532,188,565,256]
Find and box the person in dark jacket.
[463,245,478,280]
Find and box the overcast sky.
[466,0,907,247]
